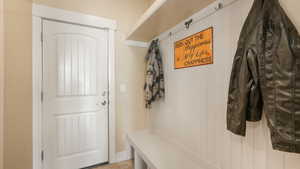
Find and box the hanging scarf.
[144,39,165,108]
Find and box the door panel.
[56,34,98,96]
[43,20,109,169]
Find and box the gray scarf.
[144,40,165,108]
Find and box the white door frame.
[32,4,117,169]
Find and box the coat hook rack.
[184,19,193,29]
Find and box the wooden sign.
[174,27,213,69]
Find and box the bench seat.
[127,130,213,169]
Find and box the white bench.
[127,130,214,169]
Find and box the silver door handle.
[97,101,107,106]
[101,100,107,106]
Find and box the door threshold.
[81,162,109,169]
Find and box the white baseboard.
[114,150,132,163]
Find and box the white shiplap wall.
[149,0,300,169]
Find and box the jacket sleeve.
[245,46,263,121]
[227,43,263,136]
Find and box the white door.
[42,20,109,169]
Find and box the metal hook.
[184,19,193,29]
[215,2,223,11]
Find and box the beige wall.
[280,0,300,32]
[32,0,151,153]
[148,0,155,6]
[3,0,32,169]
[0,0,3,167]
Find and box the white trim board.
[32,4,117,30]
[124,40,149,48]
[32,16,43,169]
[108,28,117,163]
[32,4,117,169]
[154,0,238,41]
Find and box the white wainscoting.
[149,0,300,169]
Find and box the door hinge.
[41,150,44,162]
[41,91,44,102]
[41,32,43,42]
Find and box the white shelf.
[126,0,216,42]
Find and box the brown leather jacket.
[227,0,300,153]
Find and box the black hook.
[215,2,223,11]
[184,19,193,29]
